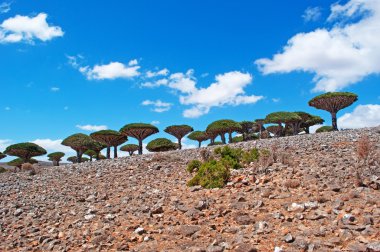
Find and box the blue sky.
[1,0,380,160]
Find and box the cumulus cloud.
[80,62,140,80]
[338,104,380,129]
[146,68,169,78]
[50,87,60,92]
[0,2,11,14]
[180,71,263,118]
[142,100,172,113]
[255,0,380,92]
[151,120,160,125]
[141,70,263,118]
[0,13,64,44]
[32,139,72,153]
[302,7,322,22]
[76,124,108,131]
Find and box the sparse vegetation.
[62,134,92,163]
[120,144,139,156]
[242,148,260,164]
[0,167,7,173]
[188,131,209,148]
[206,119,242,144]
[187,160,230,189]
[7,158,37,169]
[90,130,126,159]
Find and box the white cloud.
[76,124,108,131]
[302,7,322,22]
[79,62,140,80]
[256,0,380,92]
[50,87,60,92]
[0,13,63,44]
[0,2,11,14]
[32,139,72,153]
[146,68,169,78]
[151,120,160,125]
[66,54,84,69]
[338,104,380,129]
[0,139,12,151]
[180,71,263,118]
[142,100,172,113]
[272,98,280,103]
[128,59,138,66]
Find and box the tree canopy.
[146,138,177,152]
[4,142,47,162]
[309,92,358,130]
[206,119,242,144]
[164,125,193,150]
[316,126,334,133]
[188,131,209,148]
[120,144,139,156]
[8,158,38,168]
[0,152,6,160]
[90,130,127,158]
[47,152,65,166]
[120,123,159,155]
[62,133,92,163]
[265,112,302,136]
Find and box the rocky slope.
[1,127,380,252]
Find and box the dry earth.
[1,127,380,252]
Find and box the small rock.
[284,233,294,243]
[14,209,23,217]
[84,214,95,220]
[134,227,145,235]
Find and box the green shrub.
[231,135,244,143]
[242,148,260,164]
[316,126,334,133]
[187,160,230,188]
[214,146,243,169]
[221,155,241,170]
[208,141,223,146]
[187,160,202,173]
[0,167,7,173]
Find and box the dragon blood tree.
[255,119,266,138]
[0,152,6,160]
[47,152,65,166]
[206,119,242,144]
[4,142,47,163]
[85,140,107,160]
[238,121,255,141]
[187,131,209,148]
[295,112,325,134]
[265,112,302,136]
[164,125,194,150]
[146,138,177,152]
[62,133,92,163]
[308,92,358,131]
[266,125,282,137]
[120,144,139,156]
[84,150,96,162]
[120,123,159,155]
[90,130,126,159]
[67,156,78,163]
[8,158,38,168]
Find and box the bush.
[0,167,7,173]
[208,141,223,146]
[214,146,243,169]
[21,163,34,171]
[316,126,334,133]
[242,148,260,164]
[231,135,244,143]
[187,160,230,188]
[187,160,202,173]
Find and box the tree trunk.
[138,139,143,155]
[198,141,201,148]
[106,146,111,159]
[129,151,133,156]
[305,127,310,134]
[96,151,100,160]
[228,132,233,143]
[331,112,338,131]
[89,156,93,162]
[220,134,226,144]
[77,151,82,163]
[114,146,118,158]
[177,138,182,150]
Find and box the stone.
[179,225,201,237]
[284,233,295,243]
[134,227,145,235]
[14,209,23,217]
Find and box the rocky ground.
[1,127,380,252]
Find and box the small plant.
[356,135,372,160]
[200,149,211,162]
[214,146,243,169]
[187,160,230,189]
[0,167,7,173]
[259,149,274,169]
[187,160,202,173]
[242,148,260,164]
[21,163,34,171]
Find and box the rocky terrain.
[1,127,380,252]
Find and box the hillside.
[1,127,380,251]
